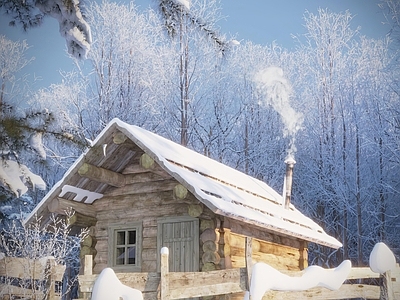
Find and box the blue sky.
[0,0,390,90]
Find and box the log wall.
[223,218,308,271]
[92,189,190,274]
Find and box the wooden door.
[157,217,199,272]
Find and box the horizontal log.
[200,219,215,232]
[122,163,149,174]
[202,251,220,264]
[142,249,157,261]
[78,272,161,293]
[68,212,97,228]
[141,260,157,272]
[201,262,217,272]
[0,257,65,281]
[140,153,155,169]
[124,172,168,185]
[0,284,45,297]
[203,240,217,252]
[230,248,300,269]
[105,180,178,197]
[140,153,171,177]
[230,255,297,271]
[172,282,243,299]
[78,163,125,187]
[113,132,128,145]
[173,184,188,199]
[95,191,174,210]
[123,163,172,179]
[347,267,380,280]
[143,237,157,249]
[200,228,219,243]
[81,235,97,248]
[169,268,246,299]
[48,197,96,218]
[228,233,300,258]
[261,284,380,300]
[188,203,203,217]
[80,246,97,260]
[173,184,199,204]
[228,219,301,249]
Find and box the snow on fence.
[75,252,399,300]
[0,256,66,300]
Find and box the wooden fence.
[76,252,399,300]
[0,256,66,300]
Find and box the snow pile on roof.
[0,159,46,197]
[109,119,342,248]
[24,118,341,248]
[36,0,92,58]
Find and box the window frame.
[108,222,142,272]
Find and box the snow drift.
[91,268,143,300]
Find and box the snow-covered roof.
[25,118,342,249]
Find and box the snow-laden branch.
[0,159,46,197]
[35,0,92,58]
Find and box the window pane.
[128,230,136,244]
[127,246,136,264]
[116,247,125,265]
[116,231,125,245]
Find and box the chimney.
[283,155,296,209]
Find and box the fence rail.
[76,253,399,300]
[0,256,66,300]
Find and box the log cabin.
[24,118,341,298]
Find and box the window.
[108,223,142,271]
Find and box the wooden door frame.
[156,216,199,272]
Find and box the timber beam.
[106,179,178,197]
[113,132,137,150]
[68,211,97,228]
[139,153,170,177]
[47,197,97,218]
[78,163,125,187]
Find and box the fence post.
[81,255,93,300]
[84,255,93,275]
[382,270,394,300]
[245,237,252,299]
[47,258,56,300]
[160,247,170,300]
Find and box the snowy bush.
[0,211,88,299]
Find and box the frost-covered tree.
[0,35,47,205]
[0,35,86,216]
[30,1,173,143]
[0,0,91,58]
[291,9,399,267]
[379,0,400,46]
[157,0,228,146]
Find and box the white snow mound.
[245,260,351,300]
[369,242,396,274]
[92,268,143,300]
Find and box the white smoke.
[254,67,303,157]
